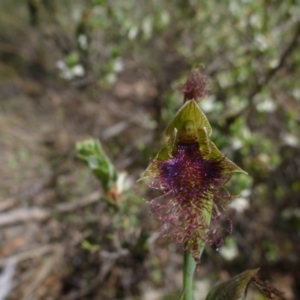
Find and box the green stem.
[183,246,205,300]
[183,250,196,300]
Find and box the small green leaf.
[76,138,117,191]
[65,52,80,67]
[205,268,259,300]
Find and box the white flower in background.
[56,59,85,80]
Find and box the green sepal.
[138,144,171,181]
[139,99,247,181]
[165,100,212,139]
[206,141,248,175]
[205,268,259,300]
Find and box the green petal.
[198,127,211,157]
[139,99,247,181]
[138,145,171,181]
[205,268,259,300]
[206,141,247,174]
[166,128,178,156]
[165,100,212,140]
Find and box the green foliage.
[76,138,117,193]
[205,269,259,300]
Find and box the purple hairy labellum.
[140,100,246,261]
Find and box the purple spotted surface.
[149,141,231,260]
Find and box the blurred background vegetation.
[0,0,299,299]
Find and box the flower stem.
[183,246,205,300]
[183,250,196,300]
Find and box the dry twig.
[0,191,101,227]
